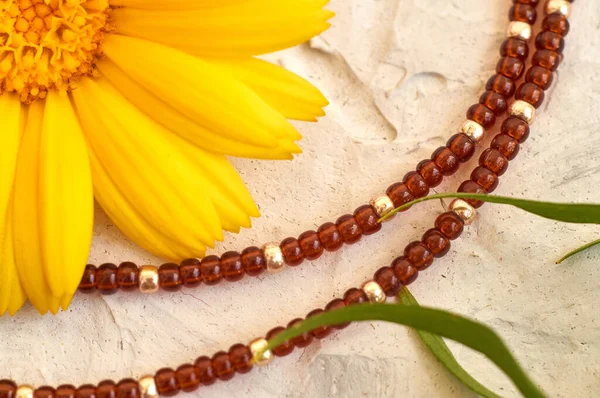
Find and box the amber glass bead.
[158,263,182,292]
[471,166,499,192]
[211,352,235,381]
[343,287,369,306]
[228,344,253,374]
[501,117,530,143]
[458,180,487,208]
[536,31,564,53]
[479,91,508,115]
[0,380,16,398]
[526,66,553,90]
[480,148,509,176]
[374,266,401,296]
[175,364,199,393]
[116,262,138,291]
[403,171,430,198]
[496,57,524,80]
[221,251,244,282]
[466,104,495,128]
[509,4,536,24]
[542,13,569,36]
[336,215,363,244]
[194,356,216,386]
[287,318,314,348]
[55,386,76,398]
[154,368,179,397]
[307,309,332,339]
[435,212,464,240]
[391,257,418,285]
[404,241,434,270]
[325,298,349,329]
[79,264,97,293]
[115,379,139,398]
[353,205,382,235]
[298,231,324,260]
[416,159,443,188]
[431,147,460,176]
[485,74,516,97]
[500,38,528,60]
[386,182,414,209]
[446,134,475,163]
[421,229,451,258]
[97,263,118,295]
[266,327,295,356]
[317,222,343,252]
[75,385,96,398]
[280,237,304,266]
[179,258,202,287]
[515,0,539,4]
[241,247,266,277]
[516,82,545,108]
[200,255,222,285]
[34,387,55,398]
[96,381,116,398]
[532,50,560,71]
[491,134,520,160]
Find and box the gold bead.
[249,338,274,366]
[138,265,159,294]
[506,21,532,40]
[508,100,536,124]
[369,195,396,221]
[545,0,571,17]
[362,281,386,303]
[16,386,33,398]
[459,120,485,144]
[138,376,158,398]
[262,243,285,272]
[449,199,477,225]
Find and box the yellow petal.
[108,0,243,10]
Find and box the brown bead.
[496,57,524,80]
[115,379,139,398]
[480,148,509,176]
[516,82,545,108]
[386,182,414,209]
[211,352,235,381]
[500,38,529,60]
[200,255,222,285]
[374,266,401,296]
[446,133,475,162]
[194,356,216,386]
[97,263,118,295]
[228,344,253,374]
[55,386,76,398]
[79,264,97,293]
[336,215,363,244]
[542,13,569,37]
[317,222,343,252]
[471,166,499,192]
[404,241,434,270]
[298,231,324,260]
[280,237,304,266]
[353,205,382,235]
[158,263,182,292]
[467,104,496,128]
[417,159,443,188]
[175,364,200,393]
[526,66,553,90]
[421,229,451,258]
[116,262,138,291]
[266,327,295,356]
[515,0,539,4]
[391,257,418,285]
[403,171,429,198]
[179,258,202,287]
[343,288,369,306]
[34,387,55,398]
[479,91,508,115]
[221,251,244,282]
[491,134,520,160]
[509,4,536,24]
[96,381,116,398]
[532,50,560,71]
[241,247,266,277]
[154,368,179,397]
[431,147,460,176]
[307,309,332,339]
[458,180,487,208]
[435,212,464,240]
[536,31,564,53]
[485,74,516,97]
[325,299,349,329]
[287,318,314,348]
[75,385,95,398]
[0,380,17,398]
[501,116,530,143]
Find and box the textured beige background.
[2,1,600,397]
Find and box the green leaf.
[398,287,503,398]
[556,238,600,264]
[380,192,600,224]
[266,303,546,398]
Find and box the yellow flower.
[0,0,332,315]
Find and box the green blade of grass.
[266,303,546,398]
[556,238,600,264]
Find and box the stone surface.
[1,1,600,397]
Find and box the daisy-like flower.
[0,0,332,315]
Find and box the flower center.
[0,0,110,103]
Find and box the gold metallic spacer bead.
[545,0,571,17]
[508,100,536,124]
[449,199,477,225]
[138,376,158,398]
[16,386,33,398]
[459,120,485,144]
[138,265,159,294]
[506,21,532,40]
[362,281,386,303]
[262,243,285,272]
[249,338,274,366]
[369,195,396,221]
